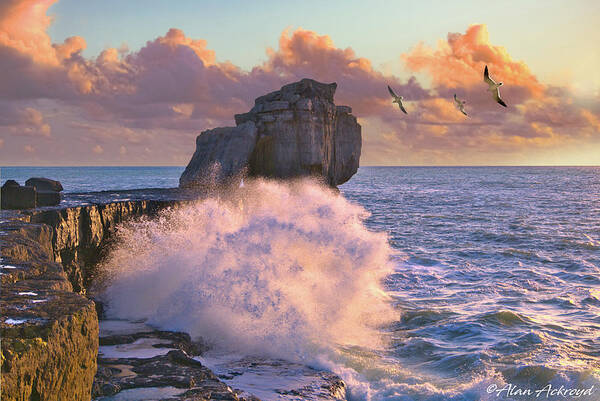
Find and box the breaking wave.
[98,178,397,361]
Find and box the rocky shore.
[1,193,346,401]
[1,78,359,400]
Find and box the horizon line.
[1,165,600,168]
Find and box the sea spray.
[98,178,397,361]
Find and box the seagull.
[453,94,468,116]
[388,85,407,114]
[484,65,507,107]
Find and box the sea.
[2,166,599,401]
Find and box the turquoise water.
[3,166,599,400]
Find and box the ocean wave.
[97,178,397,361]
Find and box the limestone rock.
[1,181,36,209]
[179,121,258,188]
[180,78,361,188]
[0,220,98,401]
[36,191,61,207]
[25,177,64,192]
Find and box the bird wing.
[484,65,496,86]
[398,101,407,114]
[494,88,507,107]
[454,94,461,105]
[388,85,398,99]
[461,108,468,116]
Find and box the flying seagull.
[388,85,407,114]
[484,65,507,107]
[453,94,468,116]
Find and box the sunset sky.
[1,0,599,166]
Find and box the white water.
[99,179,397,370]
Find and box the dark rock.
[180,78,361,188]
[99,329,206,356]
[25,177,63,192]
[93,349,237,399]
[3,179,20,187]
[1,181,36,209]
[36,190,61,207]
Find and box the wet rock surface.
[25,197,192,293]
[201,355,347,401]
[93,320,346,401]
[1,220,98,401]
[1,195,348,401]
[180,78,361,188]
[93,321,254,401]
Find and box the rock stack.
[179,78,361,188]
[1,177,63,209]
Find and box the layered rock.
[1,220,99,401]
[1,177,63,209]
[180,79,361,188]
[0,200,183,400]
[26,199,187,293]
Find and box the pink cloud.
[0,1,598,166]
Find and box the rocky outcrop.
[180,79,361,188]
[1,180,36,209]
[1,195,348,401]
[1,177,64,209]
[0,200,184,400]
[25,178,64,193]
[1,220,99,401]
[26,199,187,293]
[180,122,258,187]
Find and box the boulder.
[1,181,36,209]
[180,78,361,188]
[25,177,63,192]
[36,191,61,207]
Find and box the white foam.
[5,318,27,325]
[1,264,18,269]
[18,292,38,296]
[99,179,396,362]
[31,299,47,304]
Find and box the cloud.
[0,1,598,165]
[0,103,52,137]
[402,24,544,99]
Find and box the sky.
[1,0,599,166]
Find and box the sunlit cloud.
[0,1,598,165]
